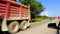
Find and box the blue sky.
[36,0,60,17]
[16,0,60,17]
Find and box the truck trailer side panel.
[0,0,30,32]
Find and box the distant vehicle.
[0,0,30,34]
[50,17,55,20]
[57,16,60,19]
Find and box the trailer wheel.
[8,21,19,34]
[20,21,28,30]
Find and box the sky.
[36,0,60,17]
[16,0,60,17]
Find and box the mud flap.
[27,20,30,26]
[1,18,8,31]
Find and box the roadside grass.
[30,17,50,23]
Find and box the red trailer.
[0,0,30,33]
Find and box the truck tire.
[8,21,19,34]
[20,21,28,30]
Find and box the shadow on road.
[0,26,30,34]
[0,26,11,34]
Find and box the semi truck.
[0,0,30,33]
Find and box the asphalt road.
[16,19,59,34]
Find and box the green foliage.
[12,0,44,19]
[21,0,44,18]
[30,16,50,22]
[12,0,16,2]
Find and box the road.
[16,19,59,34]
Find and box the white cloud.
[40,10,49,16]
